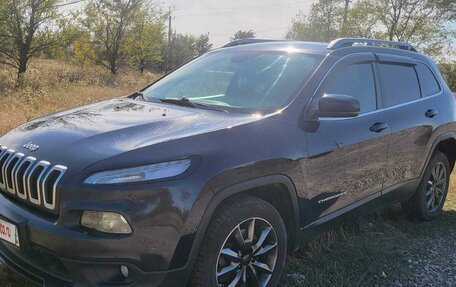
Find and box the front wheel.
[402,151,450,221]
[190,196,287,287]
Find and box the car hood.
[0,98,262,170]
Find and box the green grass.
[1,188,455,287]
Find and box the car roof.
[218,39,434,64]
[219,41,331,56]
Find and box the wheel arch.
[424,132,456,176]
[188,175,301,263]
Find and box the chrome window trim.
[42,165,67,210]
[1,149,16,191]
[15,156,36,200]
[7,153,24,194]
[27,160,50,206]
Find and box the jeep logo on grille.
[23,142,39,152]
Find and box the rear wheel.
[190,196,287,287]
[402,151,450,220]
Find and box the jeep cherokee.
[0,38,455,287]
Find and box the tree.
[72,31,96,68]
[0,0,72,80]
[286,0,345,42]
[286,0,455,58]
[342,0,378,38]
[194,33,212,55]
[166,33,212,71]
[231,30,256,41]
[83,0,144,75]
[370,0,455,56]
[124,10,166,74]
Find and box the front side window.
[323,63,377,113]
[142,50,322,112]
[378,63,421,107]
[416,63,441,97]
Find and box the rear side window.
[324,63,377,113]
[416,63,441,97]
[378,64,421,107]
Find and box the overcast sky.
[161,0,316,48]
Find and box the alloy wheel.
[216,217,279,287]
[425,162,447,213]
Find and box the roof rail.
[223,39,281,48]
[328,38,417,52]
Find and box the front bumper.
[0,192,195,287]
[0,241,193,287]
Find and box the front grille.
[0,145,67,214]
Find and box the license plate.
[0,218,20,247]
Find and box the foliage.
[441,63,456,91]
[166,33,212,71]
[231,30,256,41]
[71,31,96,67]
[83,0,145,75]
[286,0,456,58]
[0,0,75,80]
[124,11,165,74]
[286,0,346,42]
[371,0,455,56]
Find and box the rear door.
[376,55,440,190]
[301,53,391,224]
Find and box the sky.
[161,0,316,48]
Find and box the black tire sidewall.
[416,152,450,220]
[201,197,287,287]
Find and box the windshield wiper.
[131,91,146,101]
[160,97,229,113]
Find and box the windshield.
[142,49,322,113]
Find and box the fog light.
[81,211,132,234]
[120,265,129,278]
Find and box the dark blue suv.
[0,38,455,287]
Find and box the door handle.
[425,109,438,118]
[370,122,388,133]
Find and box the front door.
[300,54,391,225]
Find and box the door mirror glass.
[318,94,360,118]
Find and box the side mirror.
[317,94,360,118]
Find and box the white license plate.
[0,218,20,247]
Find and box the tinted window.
[379,64,421,107]
[416,63,441,96]
[324,63,376,113]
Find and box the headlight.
[84,159,191,185]
[81,211,132,234]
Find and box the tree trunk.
[16,54,28,86]
[110,63,117,75]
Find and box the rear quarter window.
[416,63,441,97]
[378,63,421,107]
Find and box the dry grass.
[0,59,161,135]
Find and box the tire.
[402,151,450,221]
[190,195,287,287]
